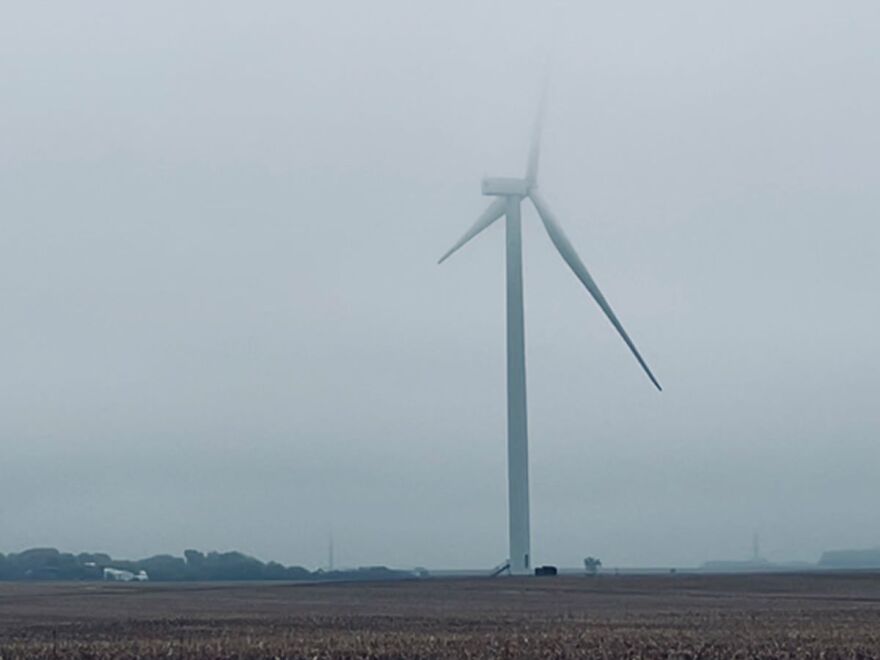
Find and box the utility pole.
[328,532,335,571]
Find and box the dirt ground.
[2,572,880,658]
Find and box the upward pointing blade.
[529,190,662,391]
[525,76,548,184]
[438,197,506,264]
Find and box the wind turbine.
[438,91,661,576]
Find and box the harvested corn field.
[2,573,880,658]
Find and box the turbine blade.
[438,198,506,264]
[529,190,662,391]
[525,76,548,184]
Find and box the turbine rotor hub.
[481,177,532,197]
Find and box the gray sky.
[1,1,878,569]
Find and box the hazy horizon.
[2,1,878,571]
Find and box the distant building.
[700,558,771,573]
[819,548,880,569]
[103,568,149,582]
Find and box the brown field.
[2,572,880,658]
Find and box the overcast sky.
[1,1,878,570]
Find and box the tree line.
[0,548,417,582]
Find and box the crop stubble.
[1,573,880,658]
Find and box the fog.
[1,1,878,569]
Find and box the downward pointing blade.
[438,197,506,264]
[529,190,662,391]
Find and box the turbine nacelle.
[481,177,532,197]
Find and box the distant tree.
[77,552,111,566]
[18,548,60,566]
[201,551,265,581]
[264,561,287,580]
[0,547,323,583]
[132,555,188,581]
[184,549,205,566]
[583,557,602,576]
[285,565,312,580]
[184,549,206,577]
[56,552,78,572]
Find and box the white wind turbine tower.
[439,90,661,576]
